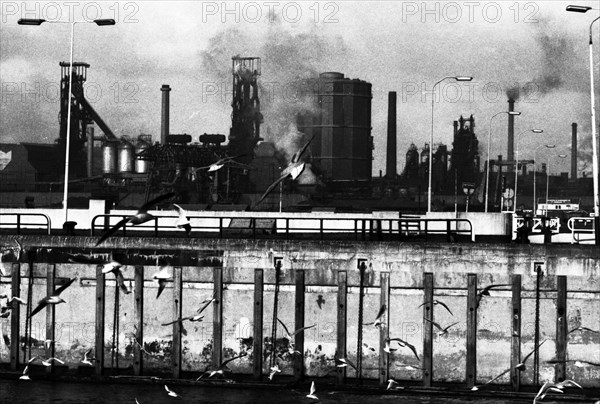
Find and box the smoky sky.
[1,1,598,176]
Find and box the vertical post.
[253,268,264,380]
[423,272,434,387]
[172,265,182,379]
[10,263,20,371]
[555,276,567,383]
[133,265,144,376]
[510,275,522,391]
[294,269,305,381]
[466,274,477,388]
[379,272,390,386]
[45,264,56,375]
[212,266,223,369]
[336,270,347,385]
[95,265,105,377]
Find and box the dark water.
[0,379,581,404]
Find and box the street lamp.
[18,18,115,228]
[486,110,522,212]
[546,154,569,208]
[514,129,543,212]
[567,5,600,244]
[533,144,555,214]
[428,75,473,213]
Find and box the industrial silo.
[102,141,118,174]
[134,138,150,174]
[118,139,134,173]
[299,72,373,182]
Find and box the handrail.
[568,217,595,244]
[90,214,475,243]
[0,213,52,235]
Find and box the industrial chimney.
[161,84,171,144]
[572,123,577,180]
[507,98,515,172]
[386,91,397,178]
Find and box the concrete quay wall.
[0,235,598,387]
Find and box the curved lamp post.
[428,76,473,213]
[514,129,543,212]
[567,5,600,244]
[18,18,115,227]
[486,111,521,212]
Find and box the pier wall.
[0,235,598,387]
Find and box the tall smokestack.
[161,84,171,144]
[571,122,577,180]
[507,98,515,172]
[386,91,397,178]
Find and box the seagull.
[514,339,547,371]
[533,381,564,403]
[67,253,122,274]
[269,364,281,381]
[396,363,425,371]
[20,365,31,381]
[7,296,26,306]
[476,284,511,308]
[255,135,314,207]
[316,295,325,309]
[418,299,453,316]
[164,384,182,399]
[172,204,191,236]
[383,339,397,353]
[386,338,420,361]
[95,192,175,246]
[161,313,204,326]
[362,342,376,352]
[29,277,77,318]
[568,325,600,335]
[363,304,386,327]
[336,357,357,371]
[43,339,53,350]
[41,357,64,366]
[423,318,459,336]
[153,259,170,299]
[196,353,247,379]
[81,349,96,366]
[277,318,316,355]
[547,358,600,367]
[195,154,247,173]
[386,378,404,390]
[306,381,318,400]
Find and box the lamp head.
[454,76,473,82]
[546,144,556,149]
[566,5,592,12]
[508,111,522,116]
[531,129,543,133]
[94,19,116,26]
[18,19,46,25]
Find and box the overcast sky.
[1,1,599,176]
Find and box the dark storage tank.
[102,141,118,174]
[134,138,150,174]
[298,72,372,182]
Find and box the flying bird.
[533,381,564,403]
[29,277,77,318]
[306,381,318,400]
[194,154,247,173]
[95,192,175,246]
[386,337,420,361]
[418,299,453,316]
[81,349,96,366]
[41,357,64,367]
[161,313,204,326]
[277,318,316,341]
[196,353,247,379]
[423,318,459,336]
[546,358,600,367]
[386,379,403,390]
[336,357,357,371]
[70,254,129,294]
[255,135,314,207]
[476,284,511,308]
[269,364,281,381]
[164,384,181,399]
[172,204,191,236]
[568,325,600,335]
[153,260,170,299]
[316,294,325,309]
[363,304,386,327]
[20,365,31,381]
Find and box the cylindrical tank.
[421,143,430,164]
[135,139,149,173]
[102,141,117,174]
[297,72,372,182]
[118,140,134,173]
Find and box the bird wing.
[522,339,547,363]
[53,277,77,297]
[156,280,166,299]
[481,284,511,293]
[436,300,453,316]
[337,357,357,370]
[290,323,317,338]
[444,322,460,331]
[161,316,190,326]
[29,299,49,318]
[219,352,247,368]
[95,217,129,246]
[67,253,104,265]
[417,300,429,308]
[580,327,600,334]
[139,192,176,213]
[374,304,387,321]
[114,269,131,294]
[423,317,442,331]
[484,367,511,385]
[276,318,292,338]
[309,381,316,396]
[255,174,289,206]
[293,135,315,163]
[196,298,215,315]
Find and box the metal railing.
[0,213,51,235]
[90,214,475,242]
[568,217,595,244]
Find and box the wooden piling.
[379,272,390,386]
[510,274,522,391]
[336,270,348,385]
[423,272,434,387]
[172,265,183,379]
[45,264,56,375]
[555,276,567,382]
[212,266,223,369]
[466,274,477,388]
[133,265,144,376]
[95,265,105,377]
[253,268,264,380]
[294,269,305,382]
[10,263,20,371]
